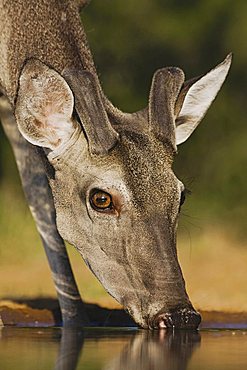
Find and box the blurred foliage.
[0,0,246,239]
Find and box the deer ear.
[15,59,79,150]
[175,54,232,145]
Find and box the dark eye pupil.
[96,195,108,205]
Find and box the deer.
[0,0,231,329]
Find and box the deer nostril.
[148,315,166,329]
[152,308,201,330]
[152,313,172,329]
[158,318,167,329]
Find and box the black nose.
[151,307,201,329]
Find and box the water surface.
[1,327,247,370]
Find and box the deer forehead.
[116,129,180,204]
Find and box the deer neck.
[0,0,96,105]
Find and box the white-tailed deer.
[0,0,231,328]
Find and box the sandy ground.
[0,298,134,327]
[1,298,247,329]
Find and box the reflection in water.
[1,327,247,370]
[0,328,200,370]
[53,328,200,370]
[102,330,200,370]
[54,328,84,370]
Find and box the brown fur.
[0,0,96,104]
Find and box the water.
[1,327,247,370]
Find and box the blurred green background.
[0,0,246,311]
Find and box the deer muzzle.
[150,307,201,329]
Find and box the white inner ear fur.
[175,54,232,145]
[15,60,80,151]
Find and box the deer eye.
[180,190,186,208]
[90,189,113,211]
[179,188,191,211]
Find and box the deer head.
[14,55,231,328]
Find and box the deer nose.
[151,307,201,329]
